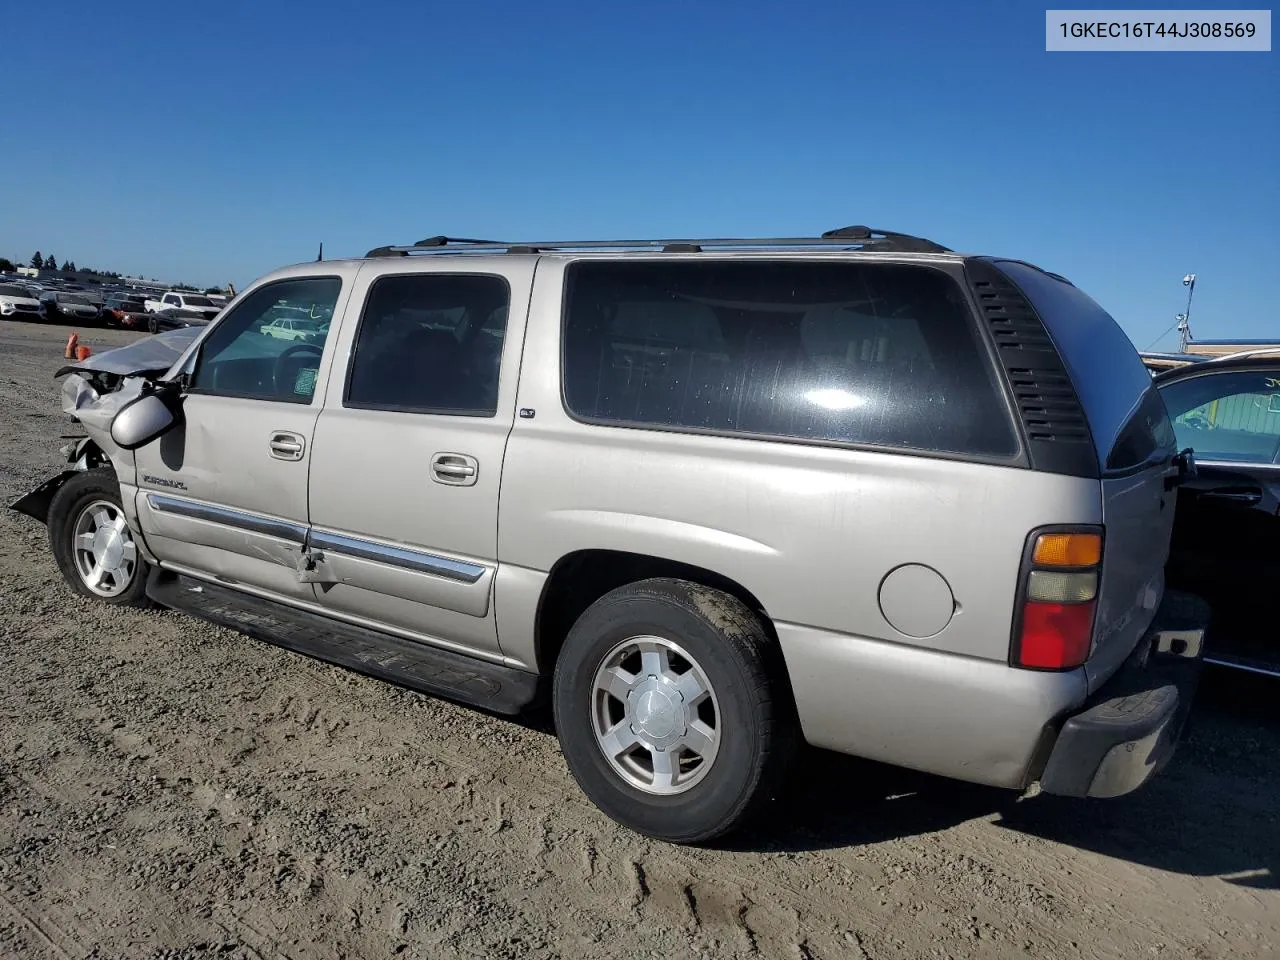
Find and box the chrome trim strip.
[309,529,486,584]
[145,493,308,544]
[1195,459,1280,474]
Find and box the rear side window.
[345,273,509,416]
[562,261,1017,457]
[996,261,1174,473]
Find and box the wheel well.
[76,438,111,471]
[534,549,777,673]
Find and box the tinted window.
[561,261,1016,457]
[0,284,28,297]
[997,261,1168,473]
[345,274,509,416]
[191,276,340,403]
[1106,386,1176,470]
[183,295,215,307]
[1159,370,1280,463]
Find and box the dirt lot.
[1,320,1277,960]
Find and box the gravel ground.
[1,320,1278,960]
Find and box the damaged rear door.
[132,269,357,601]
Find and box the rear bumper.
[1038,591,1207,798]
[777,621,1089,789]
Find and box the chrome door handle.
[431,453,478,486]
[1201,488,1262,505]
[269,431,306,461]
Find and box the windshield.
[62,294,92,305]
[0,284,29,297]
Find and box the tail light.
[1012,528,1103,670]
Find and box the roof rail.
[363,225,950,259]
[1208,346,1280,363]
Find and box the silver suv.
[14,226,1207,843]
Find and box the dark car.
[1157,350,1280,678]
[40,291,103,324]
[103,293,151,330]
[149,307,212,334]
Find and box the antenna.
[1176,273,1197,352]
[317,242,324,262]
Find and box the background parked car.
[145,291,222,320]
[1158,351,1280,679]
[0,282,46,321]
[40,291,102,324]
[102,293,152,330]
[149,307,213,334]
[260,315,326,342]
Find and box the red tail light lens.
[1012,527,1103,671]
[1017,601,1095,669]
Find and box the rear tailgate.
[986,261,1178,692]
[1095,456,1175,685]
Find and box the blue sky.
[1,0,1274,349]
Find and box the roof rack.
[1209,345,1280,363]
[364,225,950,259]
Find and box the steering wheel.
[272,342,323,395]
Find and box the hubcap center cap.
[630,679,685,744]
[94,528,124,569]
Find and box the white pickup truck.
[144,291,222,320]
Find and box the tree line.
[1,253,225,295]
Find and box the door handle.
[1200,487,1262,505]
[431,453,479,486]
[269,431,306,461]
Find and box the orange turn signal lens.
[1032,533,1101,568]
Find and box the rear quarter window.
[561,260,1018,458]
[995,261,1174,473]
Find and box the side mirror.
[110,392,178,450]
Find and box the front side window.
[191,276,341,403]
[344,273,509,416]
[1159,370,1280,463]
[561,261,1017,457]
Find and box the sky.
[0,0,1275,350]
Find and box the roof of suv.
[361,225,963,260]
[257,227,1076,295]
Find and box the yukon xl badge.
[143,474,187,491]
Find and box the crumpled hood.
[54,327,201,379]
[61,373,146,430]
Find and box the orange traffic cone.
[64,332,79,359]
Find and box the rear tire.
[48,468,153,608]
[553,578,795,843]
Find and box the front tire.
[553,578,795,844]
[48,468,152,607]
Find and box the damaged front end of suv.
[9,327,200,524]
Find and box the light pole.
[1176,273,1197,353]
